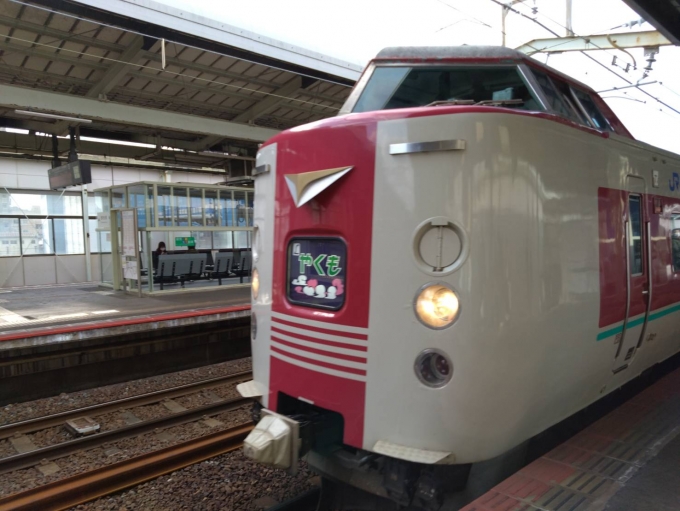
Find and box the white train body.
[241,47,680,506]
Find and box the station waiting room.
[93,181,253,294]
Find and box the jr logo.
[670,172,680,191]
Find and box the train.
[236,46,680,509]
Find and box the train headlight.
[252,268,260,300]
[414,283,460,329]
[414,349,452,387]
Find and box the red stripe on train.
[270,345,367,376]
[271,317,368,340]
[271,335,367,363]
[270,325,368,352]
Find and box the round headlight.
[414,349,452,387]
[414,283,460,329]
[251,268,259,300]
[251,312,257,340]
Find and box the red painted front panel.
[266,121,376,448]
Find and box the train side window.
[671,218,680,272]
[530,69,582,124]
[629,195,643,275]
[571,88,613,131]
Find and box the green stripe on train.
[597,303,680,341]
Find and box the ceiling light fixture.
[13,110,93,124]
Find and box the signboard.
[287,238,346,310]
[123,260,138,279]
[96,212,111,231]
[175,236,196,247]
[48,160,92,190]
[121,210,137,257]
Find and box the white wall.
[0,158,225,191]
[0,157,225,288]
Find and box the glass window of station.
[0,190,102,257]
[92,182,254,292]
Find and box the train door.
[613,175,651,373]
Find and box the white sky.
[158,0,680,154]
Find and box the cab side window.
[571,88,614,132]
[531,69,582,123]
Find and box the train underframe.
[249,354,680,510]
[256,395,472,511]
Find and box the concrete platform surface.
[0,283,250,338]
[460,365,680,511]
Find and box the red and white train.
[237,46,680,509]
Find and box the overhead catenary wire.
[435,0,496,30]
[527,3,638,68]
[487,0,680,117]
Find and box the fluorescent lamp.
[13,110,92,124]
[0,127,29,134]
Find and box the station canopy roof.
[0,0,362,172]
[623,0,680,45]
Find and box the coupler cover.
[243,409,301,474]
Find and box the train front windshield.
[352,66,541,113]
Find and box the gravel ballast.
[0,358,251,426]
[72,455,317,511]
[0,356,328,510]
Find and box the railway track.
[0,370,252,440]
[0,369,323,511]
[0,371,252,474]
[0,423,253,511]
[0,395,251,474]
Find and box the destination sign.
[48,160,92,190]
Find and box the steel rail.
[0,423,253,511]
[0,396,252,474]
[0,370,252,440]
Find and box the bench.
[232,251,252,283]
[154,253,207,290]
[211,251,251,285]
[212,251,235,285]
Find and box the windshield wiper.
[425,99,475,107]
[476,99,524,106]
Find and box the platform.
[460,364,680,511]
[0,283,252,404]
[0,283,251,347]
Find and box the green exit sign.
[175,237,195,247]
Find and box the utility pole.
[566,0,574,36]
[501,0,529,46]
